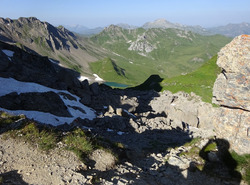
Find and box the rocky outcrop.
[128,33,156,54]
[0,91,71,117]
[212,35,250,154]
[213,35,250,110]
[0,41,82,94]
[150,91,215,130]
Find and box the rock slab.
[213,35,250,154]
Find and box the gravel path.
[0,136,88,185]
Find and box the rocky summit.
[0,35,249,184]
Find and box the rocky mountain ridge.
[207,22,250,37]
[0,17,108,77]
[66,18,250,38]
[143,19,250,37]
[142,18,209,35]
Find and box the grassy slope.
[161,55,220,103]
[90,58,133,84]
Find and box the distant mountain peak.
[143,18,177,29]
[116,23,138,29]
[207,22,250,37]
[104,24,123,31]
[154,18,171,24]
[18,16,39,22]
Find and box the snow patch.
[93,74,103,81]
[107,128,114,132]
[49,58,58,64]
[123,109,136,118]
[2,50,14,57]
[117,131,125,135]
[81,126,93,130]
[112,52,121,57]
[2,49,14,61]
[0,77,96,126]
[78,76,89,81]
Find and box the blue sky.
[1,0,250,28]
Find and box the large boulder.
[213,35,250,111]
[212,35,250,154]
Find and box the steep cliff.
[213,35,250,154]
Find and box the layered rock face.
[213,35,250,154]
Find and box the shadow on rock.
[199,138,242,183]
[0,170,29,185]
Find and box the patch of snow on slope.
[78,76,89,81]
[2,49,14,61]
[48,58,58,64]
[2,50,14,57]
[0,77,96,126]
[93,74,103,81]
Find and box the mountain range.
[0,17,238,85]
[89,24,231,84]
[65,18,250,38]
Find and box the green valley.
[89,25,231,85]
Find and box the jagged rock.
[213,35,250,111]
[108,105,115,114]
[116,108,123,116]
[212,35,250,154]
[150,91,214,129]
[0,41,83,94]
[0,91,71,117]
[120,95,138,113]
[90,82,99,96]
[80,92,92,106]
[81,79,91,92]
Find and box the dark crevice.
[220,105,250,112]
[221,69,228,79]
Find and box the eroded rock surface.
[213,35,250,154]
[213,35,250,111]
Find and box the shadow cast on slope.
[0,40,82,95]
[199,138,242,182]
[0,170,29,185]
[73,82,243,184]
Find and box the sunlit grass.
[161,55,220,103]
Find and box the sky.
[1,0,250,28]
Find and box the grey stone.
[212,35,250,154]
[116,108,123,116]
[89,149,116,171]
